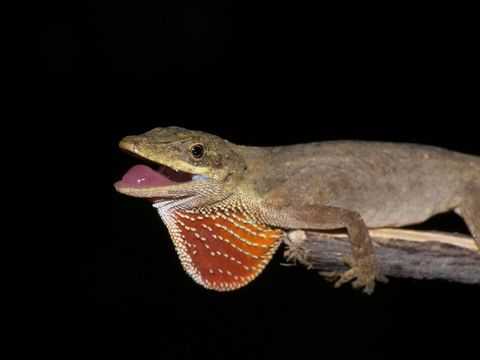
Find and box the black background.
[3,2,479,360]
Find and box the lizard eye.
[189,143,204,159]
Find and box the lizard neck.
[152,192,285,291]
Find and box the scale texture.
[157,201,283,290]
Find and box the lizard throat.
[156,201,285,291]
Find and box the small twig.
[284,228,480,284]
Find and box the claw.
[319,270,340,282]
[376,274,389,284]
[353,278,375,295]
[333,268,356,288]
[320,257,386,295]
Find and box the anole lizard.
[114,127,480,293]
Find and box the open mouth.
[116,164,194,189]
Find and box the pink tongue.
[116,164,179,188]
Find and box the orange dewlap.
[171,208,284,291]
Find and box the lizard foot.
[320,257,387,295]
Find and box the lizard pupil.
[190,144,204,159]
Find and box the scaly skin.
[115,127,480,293]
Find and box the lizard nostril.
[128,139,141,153]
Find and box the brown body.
[240,142,479,228]
[115,127,480,293]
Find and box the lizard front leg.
[264,205,385,294]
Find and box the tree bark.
[284,228,480,284]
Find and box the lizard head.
[114,127,246,202]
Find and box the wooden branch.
[284,228,480,284]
